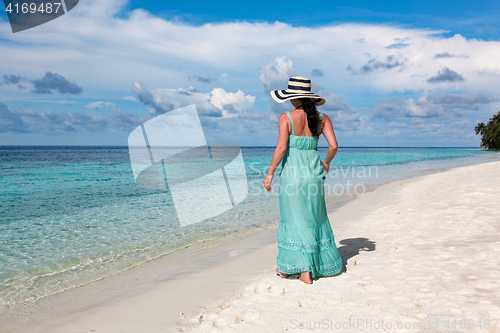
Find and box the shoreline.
[4,158,500,332]
[2,224,280,333]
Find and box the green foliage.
[475,111,500,150]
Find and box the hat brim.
[270,89,325,106]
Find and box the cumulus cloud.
[2,74,22,85]
[427,67,465,83]
[259,56,296,114]
[1,1,498,97]
[104,109,147,131]
[152,85,255,119]
[131,80,174,115]
[210,88,256,117]
[0,103,29,133]
[8,105,147,133]
[431,92,497,108]
[33,110,76,132]
[259,56,295,92]
[370,92,497,121]
[153,86,222,119]
[31,72,82,94]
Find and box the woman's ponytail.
[300,98,319,137]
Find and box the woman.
[263,76,344,284]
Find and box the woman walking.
[263,76,344,284]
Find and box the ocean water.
[0,146,499,314]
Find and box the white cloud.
[2,0,500,145]
[141,84,256,121]
[153,85,255,118]
[210,88,256,117]
[2,1,500,98]
[131,80,174,115]
[259,56,297,114]
[259,56,295,92]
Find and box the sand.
[180,160,500,333]
[8,160,500,333]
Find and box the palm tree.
[475,111,500,150]
[474,122,486,135]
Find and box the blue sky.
[124,0,500,39]
[1,0,500,147]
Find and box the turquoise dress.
[276,111,344,279]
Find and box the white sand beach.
[8,160,500,333]
[181,160,500,333]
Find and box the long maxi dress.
[276,111,344,279]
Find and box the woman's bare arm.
[263,113,290,191]
[320,114,338,173]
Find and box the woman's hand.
[321,160,329,174]
[263,174,273,192]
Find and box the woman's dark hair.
[299,98,319,137]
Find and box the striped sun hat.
[270,76,325,106]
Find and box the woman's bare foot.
[275,268,288,278]
[298,272,312,284]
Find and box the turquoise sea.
[1,146,499,315]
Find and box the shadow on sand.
[312,237,376,281]
[337,237,376,270]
